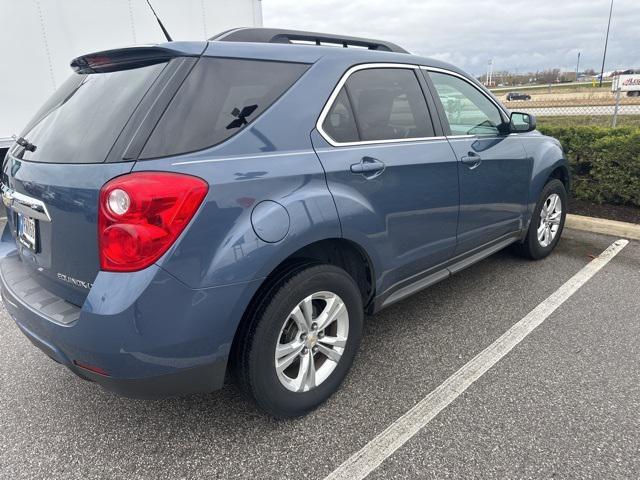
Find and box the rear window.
[19,62,166,163]
[140,58,310,159]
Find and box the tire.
[516,178,567,260]
[235,264,364,418]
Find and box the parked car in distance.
[505,91,532,101]
[1,28,569,417]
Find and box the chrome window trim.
[443,134,476,139]
[316,62,443,147]
[420,66,511,125]
[316,63,513,147]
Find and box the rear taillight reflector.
[98,172,208,272]
[73,360,110,377]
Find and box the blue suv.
[1,28,568,417]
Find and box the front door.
[312,66,460,295]
[425,69,532,254]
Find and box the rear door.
[312,65,460,296]
[1,58,178,306]
[424,69,531,254]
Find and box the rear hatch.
[1,46,201,306]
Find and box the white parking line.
[324,239,629,480]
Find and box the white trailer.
[611,74,640,97]
[0,0,263,152]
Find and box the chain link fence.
[493,84,640,127]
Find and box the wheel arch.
[524,134,570,220]
[547,164,571,194]
[227,237,375,376]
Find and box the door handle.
[460,152,482,169]
[350,156,385,177]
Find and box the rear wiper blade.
[11,135,37,152]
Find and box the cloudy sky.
[262,0,639,76]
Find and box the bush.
[537,125,640,207]
[537,115,640,128]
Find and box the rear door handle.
[350,156,385,177]
[460,152,482,169]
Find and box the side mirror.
[510,112,536,132]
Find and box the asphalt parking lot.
[1,228,638,480]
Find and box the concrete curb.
[566,214,640,241]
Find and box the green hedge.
[537,125,640,207]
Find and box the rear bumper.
[0,248,261,399]
[12,318,225,399]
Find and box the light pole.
[599,0,614,87]
[575,52,581,82]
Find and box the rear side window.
[322,88,359,143]
[140,58,309,158]
[18,62,166,163]
[344,68,434,142]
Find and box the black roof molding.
[210,28,409,54]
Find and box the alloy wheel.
[274,291,349,392]
[538,193,562,248]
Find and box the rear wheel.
[235,264,363,417]
[516,179,567,260]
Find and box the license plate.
[17,213,37,251]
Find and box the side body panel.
[140,149,340,289]
[312,131,460,296]
[446,136,531,254]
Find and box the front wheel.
[235,264,363,418]
[516,178,567,260]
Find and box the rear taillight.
[98,172,208,272]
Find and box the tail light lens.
[98,172,208,272]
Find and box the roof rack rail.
[209,28,409,54]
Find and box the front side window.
[428,71,505,136]
[140,58,309,158]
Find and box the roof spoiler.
[70,45,192,74]
[210,28,409,54]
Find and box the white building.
[0,0,263,150]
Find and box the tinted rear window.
[139,58,309,159]
[19,62,166,163]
